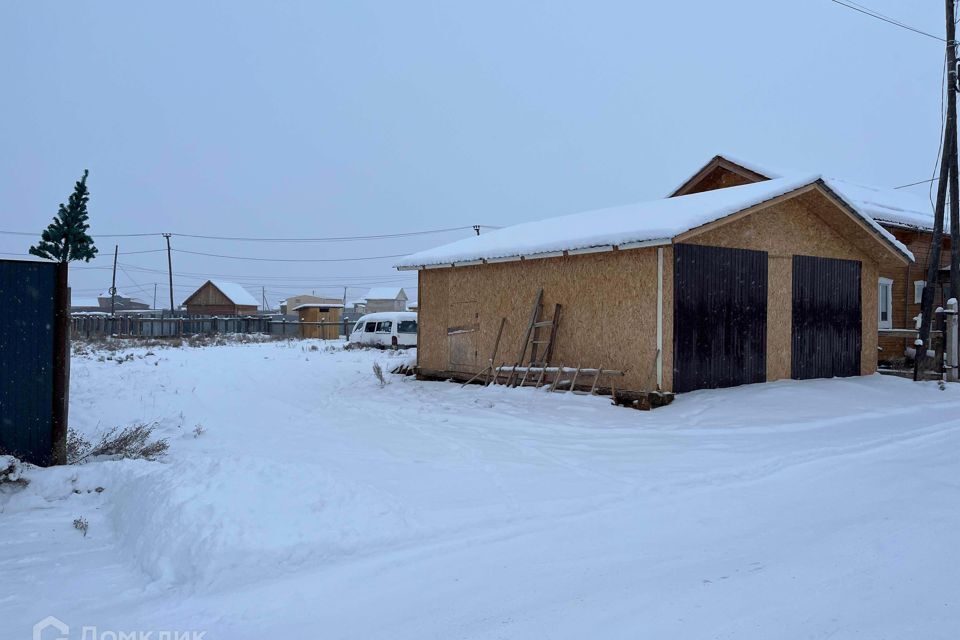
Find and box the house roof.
[210,281,259,306]
[670,153,943,233]
[70,297,101,308]
[396,176,913,269]
[355,311,417,322]
[97,290,147,304]
[363,287,407,301]
[184,280,260,307]
[292,303,344,310]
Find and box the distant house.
[70,291,148,313]
[182,281,259,316]
[363,287,408,313]
[70,296,102,313]
[97,291,149,312]
[280,294,344,316]
[346,299,367,313]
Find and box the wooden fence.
[71,314,352,339]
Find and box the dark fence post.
[51,263,69,465]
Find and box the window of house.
[914,280,926,304]
[878,278,893,329]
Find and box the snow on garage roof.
[671,154,941,233]
[396,175,912,269]
[209,281,260,307]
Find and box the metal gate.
[791,255,862,380]
[673,243,768,393]
[0,259,60,465]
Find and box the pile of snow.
[110,454,415,588]
[0,455,24,483]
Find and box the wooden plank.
[568,365,581,393]
[484,318,506,386]
[548,363,565,392]
[516,289,543,366]
[543,304,561,364]
[589,364,603,395]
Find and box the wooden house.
[670,154,951,365]
[294,304,343,339]
[397,176,912,396]
[182,280,259,316]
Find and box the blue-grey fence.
[70,314,352,339]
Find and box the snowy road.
[2,340,958,639]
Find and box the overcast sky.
[0,1,948,307]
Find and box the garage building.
[396,175,913,394]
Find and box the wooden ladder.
[548,365,623,396]
[511,290,562,387]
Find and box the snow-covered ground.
[2,339,959,639]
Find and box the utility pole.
[262,286,267,312]
[153,283,157,310]
[109,244,118,316]
[944,0,960,307]
[917,0,958,380]
[163,233,175,315]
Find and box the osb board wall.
[878,228,951,362]
[677,165,759,196]
[417,249,662,392]
[681,189,885,378]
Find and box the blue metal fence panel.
[0,259,57,465]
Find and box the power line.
[0,230,161,238]
[171,249,410,262]
[829,0,946,42]
[72,261,416,281]
[169,226,501,243]
[895,177,941,189]
[0,225,501,243]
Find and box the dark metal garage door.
[791,255,862,380]
[673,243,768,393]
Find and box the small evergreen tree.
[29,170,98,262]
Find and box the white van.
[348,312,417,348]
